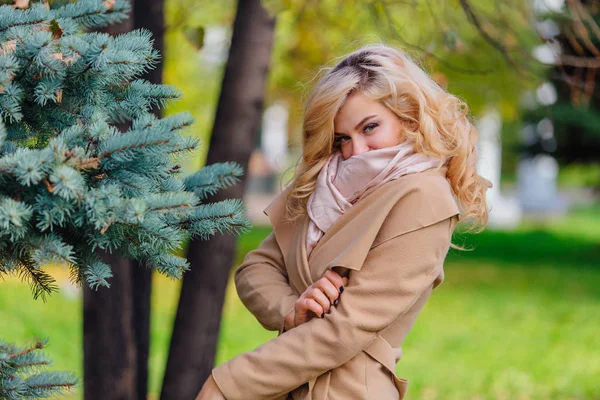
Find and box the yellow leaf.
[182,26,205,51]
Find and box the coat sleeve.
[233,230,298,334]
[212,213,457,400]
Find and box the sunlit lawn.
[1,204,598,399]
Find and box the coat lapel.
[285,213,312,293]
[263,186,311,294]
[303,183,402,283]
[263,166,459,292]
[281,181,407,291]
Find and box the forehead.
[334,92,385,129]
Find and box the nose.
[351,136,370,157]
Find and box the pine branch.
[5,340,43,361]
[184,161,244,200]
[0,338,78,399]
[16,257,58,301]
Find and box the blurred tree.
[160,0,275,398]
[261,0,547,131]
[521,0,600,182]
[162,0,236,171]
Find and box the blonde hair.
[283,44,492,245]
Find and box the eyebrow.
[334,115,377,136]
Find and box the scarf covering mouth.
[305,140,446,258]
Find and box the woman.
[198,44,491,399]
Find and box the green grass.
[1,204,599,399]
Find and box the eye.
[363,123,378,133]
[334,135,350,145]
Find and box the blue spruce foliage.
[0,0,253,301]
[0,338,77,399]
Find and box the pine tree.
[0,0,252,301]
[1,0,253,397]
[0,339,77,399]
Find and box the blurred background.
[2,0,599,399]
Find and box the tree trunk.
[83,253,137,400]
[131,1,165,398]
[84,1,164,399]
[160,1,276,398]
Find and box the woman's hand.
[195,373,226,400]
[284,269,348,331]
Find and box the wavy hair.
[283,44,492,244]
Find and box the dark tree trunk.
[131,1,165,398]
[84,252,137,400]
[83,1,164,399]
[160,0,276,399]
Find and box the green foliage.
[0,338,77,400]
[518,2,600,179]
[0,0,252,300]
[260,0,547,127]
[160,0,236,173]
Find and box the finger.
[307,287,332,313]
[294,310,311,326]
[342,276,349,286]
[305,298,325,318]
[315,278,340,304]
[295,297,311,316]
[324,269,344,290]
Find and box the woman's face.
[333,91,406,160]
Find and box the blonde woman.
[197,44,491,400]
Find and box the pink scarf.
[305,140,446,257]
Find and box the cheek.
[370,126,401,147]
[341,147,352,160]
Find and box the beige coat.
[211,166,460,400]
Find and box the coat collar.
[263,166,459,290]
